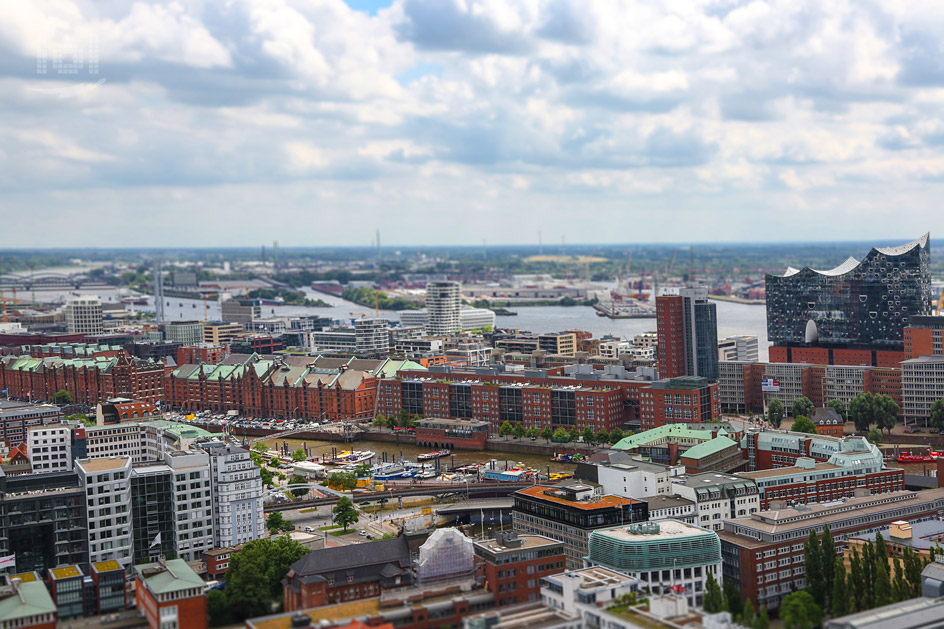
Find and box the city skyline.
[5,0,944,246]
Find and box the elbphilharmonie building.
[766,234,931,350]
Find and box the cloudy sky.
[3,0,943,247]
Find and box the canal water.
[258,435,584,476]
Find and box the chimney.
[889,521,913,540]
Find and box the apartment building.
[588,456,683,499]
[473,532,566,607]
[719,488,944,611]
[586,520,722,608]
[539,333,577,357]
[512,484,648,569]
[738,436,904,509]
[902,356,944,426]
[76,457,134,571]
[202,322,243,346]
[670,472,760,532]
[0,401,63,449]
[27,422,80,473]
[163,321,205,346]
[65,297,103,335]
[718,336,759,362]
[200,443,264,548]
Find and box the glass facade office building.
[766,234,931,348]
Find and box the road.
[277,498,440,547]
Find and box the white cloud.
[1,0,943,245]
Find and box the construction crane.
[623,250,633,295]
[0,257,5,323]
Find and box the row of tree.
[783,526,940,628]
[702,572,769,629]
[497,420,628,444]
[767,393,900,435]
[374,411,421,429]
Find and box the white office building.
[426,281,461,336]
[594,458,684,499]
[65,297,104,335]
[398,307,495,334]
[165,449,215,561]
[670,472,760,532]
[27,423,74,473]
[354,318,390,355]
[717,336,759,362]
[541,567,638,625]
[163,321,205,346]
[200,443,265,547]
[76,457,134,570]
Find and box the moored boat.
[417,450,451,461]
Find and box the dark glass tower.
[766,234,931,349]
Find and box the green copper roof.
[612,424,714,450]
[680,436,738,460]
[378,358,426,377]
[143,420,212,439]
[136,559,204,595]
[0,579,56,622]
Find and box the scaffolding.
[415,528,474,584]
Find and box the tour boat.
[329,450,375,465]
[413,469,438,480]
[417,450,451,461]
[370,463,415,481]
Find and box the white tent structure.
[415,528,474,584]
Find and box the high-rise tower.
[425,281,460,336]
[657,286,718,381]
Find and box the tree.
[259,466,274,487]
[831,557,848,618]
[893,556,908,603]
[703,572,724,613]
[207,589,231,626]
[863,541,876,608]
[827,398,847,421]
[931,399,944,432]
[780,591,821,629]
[328,470,357,491]
[353,463,372,477]
[804,530,824,607]
[741,600,757,628]
[821,525,837,609]
[253,443,269,454]
[849,546,865,612]
[723,579,742,618]
[849,392,878,432]
[266,512,293,534]
[903,547,925,599]
[291,448,306,462]
[270,457,280,467]
[756,605,769,629]
[289,475,309,498]
[541,426,554,441]
[526,428,540,440]
[867,427,883,445]
[792,396,814,419]
[224,536,309,621]
[513,424,526,440]
[875,394,900,436]
[65,413,94,427]
[875,547,893,607]
[595,430,610,444]
[609,428,624,444]
[791,415,817,434]
[52,390,72,405]
[553,427,568,442]
[373,414,387,428]
[332,496,359,531]
[568,426,580,443]
[499,421,513,439]
[583,427,595,443]
[767,399,785,428]
[398,409,410,427]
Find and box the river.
[33,284,770,360]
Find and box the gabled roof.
[288,536,410,577]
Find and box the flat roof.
[594,519,714,542]
[515,485,642,510]
[49,566,81,580]
[544,566,636,588]
[474,534,562,554]
[92,561,124,574]
[739,462,839,479]
[641,495,695,509]
[77,457,129,472]
[672,472,749,488]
